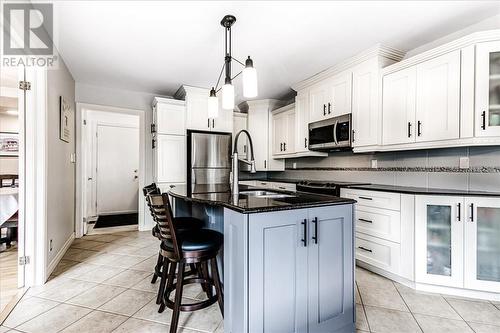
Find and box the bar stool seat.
[152,217,204,239]
[161,229,223,253]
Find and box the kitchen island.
[168,184,356,333]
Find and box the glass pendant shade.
[222,83,235,110]
[207,88,219,118]
[243,56,258,98]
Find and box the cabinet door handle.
[358,196,372,201]
[301,219,307,247]
[358,218,373,224]
[358,246,372,253]
[208,119,210,128]
[457,202,461,222]
[481,111,486,130]
[151,124,156,134]
[352,130,355,142]
[264,160,267,169]
[312,217,318,244]
[408,122,412,138]
[417,121,422,136]
[280,143,283,151]
[323,104,326,116]
[152,139,156,149]
[212,119,215,128]
[283,142,286,151]
[328,102,331,114]
[470,203,474,222]
[304,137,307,148]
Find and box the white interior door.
[96,124,139,215]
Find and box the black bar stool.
[147,193,223,333]
[143,184,204,307]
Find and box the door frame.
[75,103,146,237]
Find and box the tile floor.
[1,230,499,332]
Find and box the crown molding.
[271,103,295,114]
[382,29,500,75]
[174,85,210,100]
[238,99,287,112]
[291,44,405,91]
[152,96,185,107]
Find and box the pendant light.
[210,15,258,111]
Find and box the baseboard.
[46,232,75,278]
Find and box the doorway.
[76,105,145,236]
[0,67,24,314]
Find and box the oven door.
[308,117,337,150]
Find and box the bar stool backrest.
[146,193,181,260]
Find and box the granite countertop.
[167,184,355,214]
[346,184,500,197]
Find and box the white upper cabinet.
[153,98,186,135]
[155,134,186,183]
[475,41,500,137]
[382,66,417,145]
[176,85,233,133]
[415,50,461,142]
[327,71,352,117]
[294,92,310,153]
[351,58,381,147]
[233,112,248,159]
[272,105,295,156]
[309,83,329,123]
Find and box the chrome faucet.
[231,129,256,198]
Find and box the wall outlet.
[49,239,53,252]
[292,162,297,169]
[371,159,378,169]
[459,157,470,169]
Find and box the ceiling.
[54,1,500,103]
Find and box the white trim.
[46,233,75,277]
[382,29,500,75]
[75,102,147,239]
[292,44,405,91]
[88,224,138,235]
[98,210,138,215]
[415,282,500,302]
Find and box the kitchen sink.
[239,190,295,199]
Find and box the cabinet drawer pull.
[358,246,372,253]
[323,104,327,116]
[481,111,486,130]
[301,219,307,247]
[278,186,286,190]
[312,217,318,244]
[283,142,286,151]
[358,196,373,201]
[358,218,373,224]
[408,122,412,138]
[280,143,283,151]
[328,102,331,114]
[417,121,422,136]
[304,137,307,148]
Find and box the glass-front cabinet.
[415,196,464,288]
[476,41,500,136]
[465,197,500,293]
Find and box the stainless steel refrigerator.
[187,130,232,193]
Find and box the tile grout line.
[391,281,424,333]
[442,297,478,333]
[355,281,372,333]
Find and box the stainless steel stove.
[296,180,370,196]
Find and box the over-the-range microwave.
[308,113,352,151]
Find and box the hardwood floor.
[0,245,19,314]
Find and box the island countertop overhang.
[167,184,356,214]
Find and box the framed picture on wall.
[60,96,72,143]
[0,132,19,156]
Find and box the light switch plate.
[459,157,470,169]
[371,159,378,169]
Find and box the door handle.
[352,130,355,142]
[358,246,372,253]
[417,121,422,136]
[134,175,138,180]
[301,219,307,247]
[469,203,474,222]
[312,217,318,244]
[457,202,461,222]
[304,137,307,148]
[481,111,486,130]
[333,121,339,145]
[328,102,331,114]
[208,119,210,128]
[212,119,215,128]
[323,104,326,116]
[358,196,372,201]
[283,142,286,151]
[408,122,412,138]
[280,143,283,151]
[87,177,92,181]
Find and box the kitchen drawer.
[271,182,296,192]
[239,180,257,186]
[355,233,400,275]
[355,205,401,243]
[342,189,401,211]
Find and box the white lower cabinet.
[415,195,464,288]
[464,197,500,293]
[356,233,401,275]
[415,195,500,293]
[155,135,186,183]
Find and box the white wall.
[0,113,19,174]
[46,58,76,265]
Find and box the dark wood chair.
[147,193,223,333]
[143,183,204,306]
[0,174,18,188]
